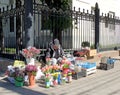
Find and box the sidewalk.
[0,50,120,95]
[0,50,119,78]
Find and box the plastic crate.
[81,67,96,77]
[72,71,85,80]
[101,57,115,64]
[99,63,114,70]
[72,65,96,79]
[81,62,96,69]
[107,58,115,64]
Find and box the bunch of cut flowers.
[25,65,38,76]
[14,67,25,82]
[21,46,40,59]
[41,65,52,74]
[60,58,71,69]
[52,64,60,73]
[41,65,60,74]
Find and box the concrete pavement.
[0,50,120,95]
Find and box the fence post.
[24,0,34,48]
[16,0,22,57]
[0,8,4,53]
[94,3,100,52]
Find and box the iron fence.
[0,0,120,59]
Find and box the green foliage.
[42,0,72,10]
[81,41,90,47]
[0,48,16,54]
[90,44,95,49]
[40,0,72,32]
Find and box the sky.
[73,0,120,17]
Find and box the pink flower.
[25,65,37,72]
[21,46,40,58]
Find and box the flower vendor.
[45,38,64,65]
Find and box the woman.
[45,39,64,65]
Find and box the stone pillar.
[24,0,34,48]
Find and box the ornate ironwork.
[0,8,4,53]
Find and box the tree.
[40,0,72,44]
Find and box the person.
[45,38,64,65]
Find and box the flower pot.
[57,74,61,84]
[15,77,24,87]
[68,76,72,83]
[15,80,24,87]
[61,77,66,85]
[28,73,35,87]
[45,81,50,88]
[53,79,58,86]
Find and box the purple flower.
[25,65,37,72]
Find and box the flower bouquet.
[25,65,37,76]
[41,65,52,74]
[45,73,51,88]
[14,67,25,87]
[52,65,60,73]
[21,46,40,58]
[67,71,72,83]
[60,59,71,74]
[52,73,58,86]
[41,65,60,74]
[21,46,40,64]
[25,65,38,87]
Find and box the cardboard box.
[88,49,97,57]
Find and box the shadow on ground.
[0,78,47,95]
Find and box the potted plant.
[14,67,25,87]
[45,73,51,88]
[67,71,72,83]
[53,73,58,86]
[81,41,90,50]
[25,65,37,87]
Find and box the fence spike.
[113,15,115,19]
[78,8,80,12]
[83,9,85,13]
[11,5,13,10]
[102,13,103,16]
[87,10,89,14]
[74,7,75,11]
[91,10,93,14]
[3,7,5,12]
[105,13,106,17]
[107,13,109,18]
[7,6,9,11]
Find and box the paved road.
[0,57,120,95]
